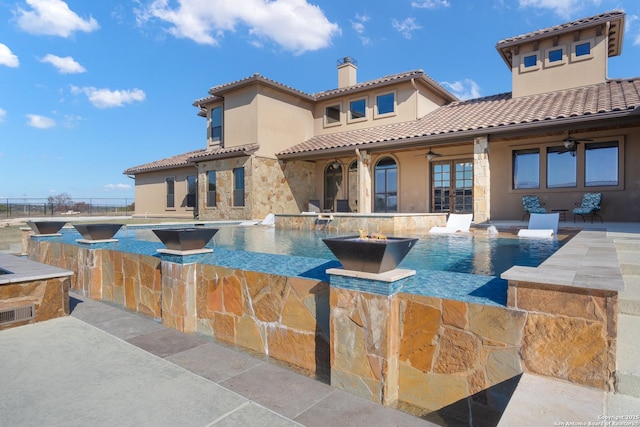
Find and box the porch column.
[473,136,490,223]
[357,149,372,214]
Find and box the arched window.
[374,157,397,213]
[324,162,343,212]
[347,160,358,212]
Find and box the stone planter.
[26,221,66,235]
[73,224,123,242]
[152,228,218,254]
[323,235,418,274]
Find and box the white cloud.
[626,14,640,47]
[411,0,451,9]
[40,54,86,74]
[0,108,6,123]
[518,0,601,19]
[0,43,19,67]
[441,79,481,100]
[14,0,99,37]
[26,114,56,129]
[71,86,146,108]
[350,13,371,45]
[104,183,132,191]
[137,0,340,54]
[392,17,421,39]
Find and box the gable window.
[544,46,566,68]
[547,147,576,188]
[166,177,175,208]
[207,171,216,207]
[186,175,197,208]
[210,106,222,145]
[585,142,618,187]
[571,39,594,62]
[374,157,397,213]
[513,149,539,189]
[349,98,366,121]
[375,93,395,117]
[548,49,562,62]
[325,104,341,126]
[233,167,245,207]
[519,51,540,72]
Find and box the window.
[575,42,590,57]
[210,106,222,145]
[348,160,358,212]
[585,142,618,187]
[513,149,539,189]
[349,98,366,121]
[523,54,537,68]
[375,93,395,116]
[374,157,397,213]
[233,167,245,207]
[186,175,197,208]
[166,177,175,208]
[547,147,576,188]
[325,104,341,126]
[548,49,562,62]
[206,171,216,207]
[323,162,342,212]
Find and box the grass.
[0,216,199,253]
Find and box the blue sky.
[1,0,639,201]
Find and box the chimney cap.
[337,56,358,67]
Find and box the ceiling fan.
[417,148,443,161]
[559,133,592,156]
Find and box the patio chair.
[572,193,603,223]
[517,212,559,238]
[429,213,473,234]
[521,195,547,220]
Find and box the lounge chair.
[572,192,603,223]
[429,213,473,234]
[521,195,547,220]
[517,212,559,238]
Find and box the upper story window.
[349,98,366,122]
[375,92,395,118]
[513,149,539,189]
[325,104,341,127]
[571,38,594,62]
[585,142,618,187]
[210,106,222,145]
[520,51,540,72]
[544,45,566,68]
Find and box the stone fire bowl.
[26,221,67,235]
[152,227,219,254]
[322,236,418,274]
[73,223,123,242]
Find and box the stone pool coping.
[0,252,73,285]
[501,230,624,293]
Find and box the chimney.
[337,56,357,88]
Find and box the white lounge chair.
[259,213,275,226]
[517,212,559,238]
[429,213,473,234]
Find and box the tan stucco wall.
[489,125,640,222]
[511,27,608,98]
[132,166,198,219]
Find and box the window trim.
[583,140,623,189]
[571,38,594,62]
[519,51,540,73]
[348,97,368,123]
[374,91,397,119]
[544,45,566,68]
[512,148,540,190]
[324,103,342,128]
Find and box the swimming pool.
[130,225,563,277]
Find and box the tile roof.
[277,78,640,157]
[123,144,259,175]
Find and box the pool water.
[132,226,563,277]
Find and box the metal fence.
[1,198,133,219]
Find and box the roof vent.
[0,305,35,326]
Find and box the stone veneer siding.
[27,234,617,414]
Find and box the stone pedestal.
[160,257,197,333]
